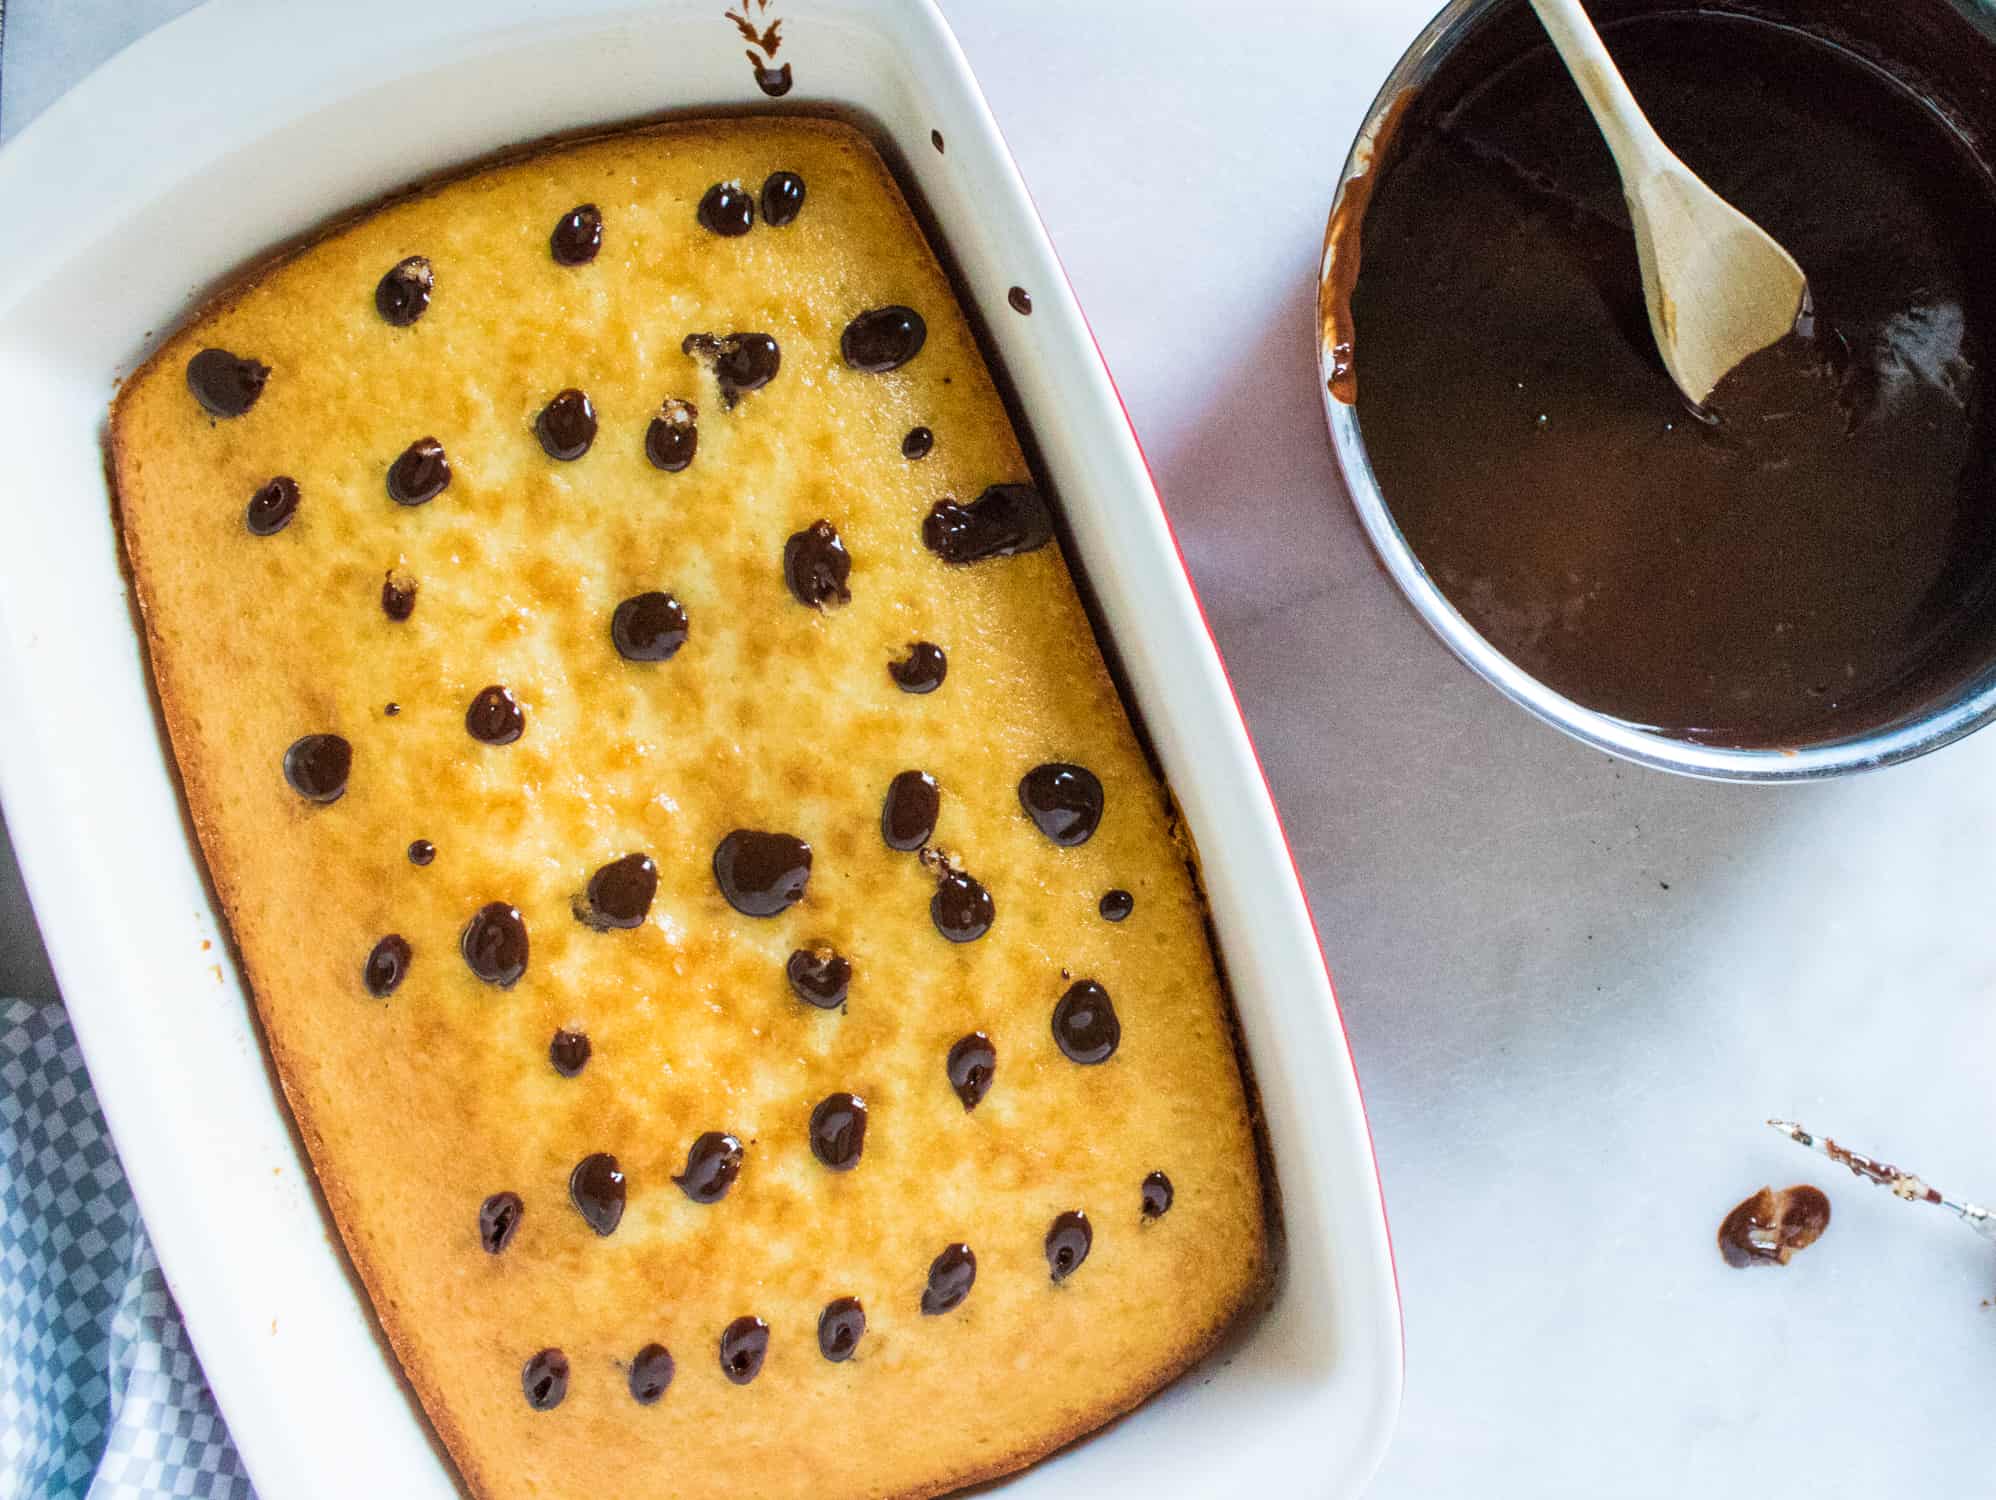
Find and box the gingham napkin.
[1,998,257,1500]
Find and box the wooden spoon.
[1529,0,1809,406]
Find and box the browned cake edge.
[106,115,1273,1500]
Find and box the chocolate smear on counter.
[720,1316,770,1383]
[787,946,851,1009]
[1019,762,1104,845]
[881,770,940,851]
[479,1191,523,1254]
[549,1028,591,1077]
[629,1343,675,1404]
[521,1349,568,1410]
[682,331,780,409]
[569,1152,627,1236]
[645,398,699,472]
[465,685,524,745]
[713,830,812,916]
[460,901,529,987]
[809,1092,868,1171]
[549,204,602,265]
[761,171,806,227]
[817,1297,865,1362]
[535,387,598,460]
[186,349,268,418]
[673,1132,745,1204]
[1718,1184,1831,1268]
[841,306,927,372]
[784,519,853,608]
[375,256,433,326]
[282,734,350,803]
[921,1243,976,1314]
[1052,979,1120,1064]
[889,641,947,693]
[1045,1210,1092,1282]
[386,437,450,505]
[245,476,299,535]
[947,1032,996,1111]
[922,484,1053,563]
[363,934,411,998]
[582,852,657,930]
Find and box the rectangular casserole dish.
[0,1,1402,1494]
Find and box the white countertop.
[3,2,1991,1495]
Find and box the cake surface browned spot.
[110,117,1267,1500]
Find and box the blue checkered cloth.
[1,998,257,1500]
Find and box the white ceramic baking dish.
[0,1,1401,1494]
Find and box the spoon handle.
[1527,0,1670,181]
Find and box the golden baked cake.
[109,117,1266,1500]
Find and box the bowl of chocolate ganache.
[1318,0,1996,779]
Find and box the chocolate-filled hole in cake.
[1346,0,1996,749]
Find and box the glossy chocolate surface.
[881,770,941,851]
[1353,8,1996,746]
[673,1131,745,1203]
[713,830,812,916]
[569,1151,627,1236]
[922,484,1054,564]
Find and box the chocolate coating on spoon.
[713,830,811,916]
